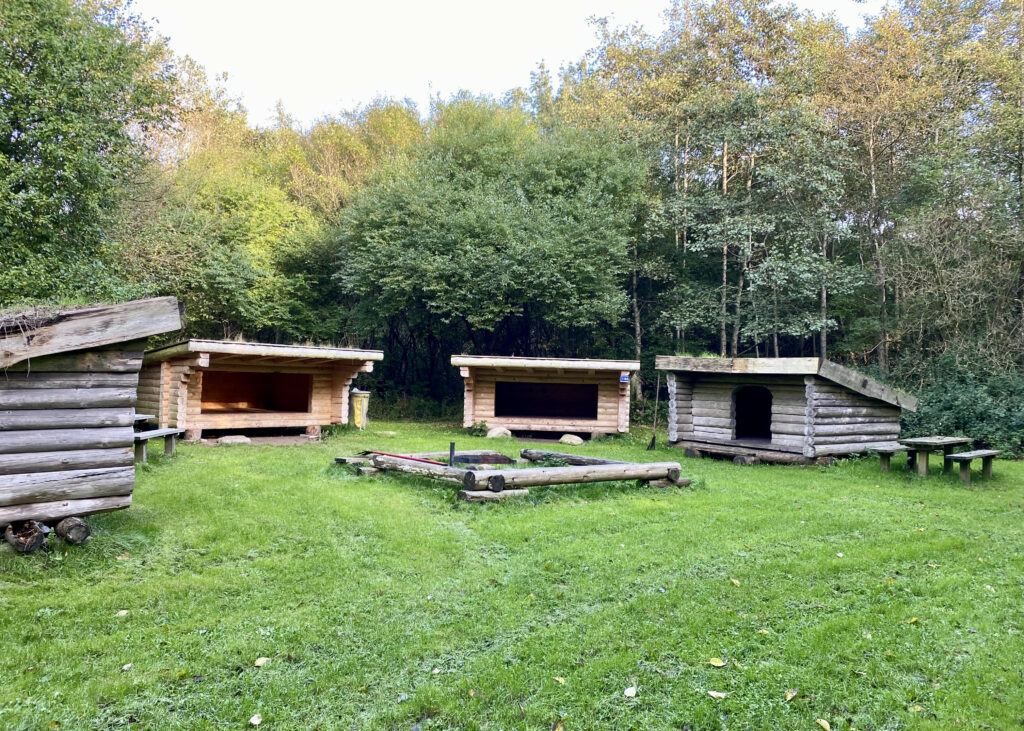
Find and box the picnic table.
[898,436,971,477]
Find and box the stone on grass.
[559,434,585,446]
[486,427,512,438]
[217,435,251,445]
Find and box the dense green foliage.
[1,0,1022,448]
[2,425,1022,727]
[0,0,175,301]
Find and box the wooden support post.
[982,456,993,479]
[943,445,955,473]
[879,453,891,472]
[959,462,971,484]
[134,441,147,464]
[164,434,176,457]
[55,517,90,545]
[915,449,929,477]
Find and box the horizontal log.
[691,407,732,418]
[771,423,809,436]
[0,467,134,506]
[0,407,133,430]
[693,417,732,428]
[520,449,627,465]
[812,440,904,456]
[3,351,143,373]
[0,387,136,410]
[0,447,133,475]
[815,416,902,425]
[0,494,132,528]
[369,454,496,490]
[812,433,900,445]
[815,406,901,418]
[486,461,682,488]
[810,423,900,436]
[0,428,135,455]
[0,372,139,389]
[458,489,530,502]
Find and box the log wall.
[460,366,631,434]
[664,371,904,458]
[0,342,142,527]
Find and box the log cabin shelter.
[139,340,383,439]
[452,355,640,437]
[654,356,919,462]
[0,297,182,528]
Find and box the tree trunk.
[55,516,90,545]
[631,242,643,397]
[4,521,47,553]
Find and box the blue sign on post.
[620,374,631,383]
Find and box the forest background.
[2,0,1023,451]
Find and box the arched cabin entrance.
[733,385,773,441]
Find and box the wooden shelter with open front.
[0,297,181,528]
[451,355,640,437]
[654,356,919,463]
[139,340,383,439]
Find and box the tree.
[0,0,176,303]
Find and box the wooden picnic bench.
[867,444,905,472]
[134,427,185,462]
[945,449,1000,483]
[898,436,971,477]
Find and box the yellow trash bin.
[350,389,370,430]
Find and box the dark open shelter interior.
[494,381,599,420]
[200,371,313,413]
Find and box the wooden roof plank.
[145,339,383,363]
[1,297,181,369]
[451,355,640,372]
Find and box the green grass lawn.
[2,422,1022,730]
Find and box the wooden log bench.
[133,428,185,463]
[945,449,1000,483]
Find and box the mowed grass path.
[1,422,1022,730]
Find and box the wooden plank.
[0,427,135,455]
[0,495,132,528]
[813,433,900,445]
[0,447,133,475]
[4,351,143,373]
[452,355,639,372]
[815,362,918,411]
[655,356,820,375]
[0,407,133,430]
[146,339,383,363]
[0,372,139,389]
[0,467,134,506]
[1,297,180,369]
[458,489,530,502]
[0,387,136,410]
[520,449,628,465]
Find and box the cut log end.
[55,516,90,545]
[4,520,48,553]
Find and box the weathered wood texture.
[454,357,637,434]
[458,489,530,502]
[0,298,181,528]
[55,516,91,545]
[658,359,910,461]
[519,449,628,465]
[485,462,683,488]
[1,297,180,368]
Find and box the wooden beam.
[485,462,683,488]
[1,297,180,369]
[451,355,640,372]
[0,467,134,507]
[816,361,918,412]
[655,356,821,375]
[0,495,132,528]
[146,339,383,363]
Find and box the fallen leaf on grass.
[784,688,797,702]
[623,686,637,698]
[432,667,441,674]
[249,714,262,726]
[732,660,744,669]
[468,689,475,697]
[254,657,270,667]
[708,690,727,699]
[116,610,129,617]
[985,585,995,593]
[908,705,923,713]
[554,676,565,685]
[730,578,741,586]
[927,563,939,568]
[709,658,727,667]
[121,663,132,672]
[908,617,918,624]
[836,552,844,558]
[816,720,831,730]
[116,552,131,561]
[552,722,565,731]
[757,629,771,635]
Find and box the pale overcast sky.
[131,0,888,127]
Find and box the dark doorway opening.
[201,371,313,413]
[734,385,773,440]
[494,381,598,419]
